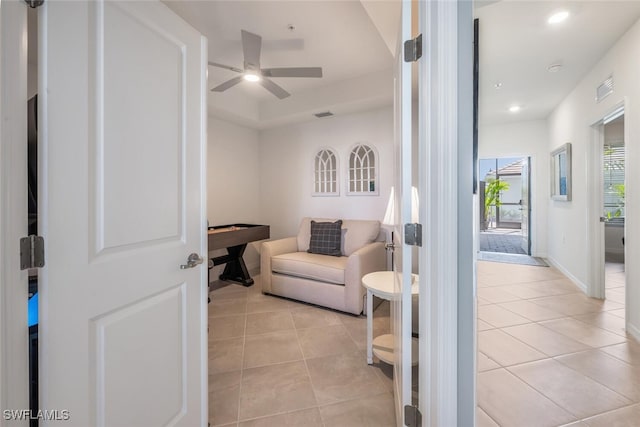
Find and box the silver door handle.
[600,216,609,223]
[180,253,204,269]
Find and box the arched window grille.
[313,148,339,196]
[348,144,378,195]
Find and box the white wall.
[207,117,261,274]
[479,120,549,257]
[258,106,394,240]
[547,18,640,338]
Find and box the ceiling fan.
[209,29,323,99]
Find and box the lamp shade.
[411,186,419,223]
[382,186,419,226]
[382,187,395,226]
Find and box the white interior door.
[0,0,30,418]
[392,0,415,424]
[521,157,531,254]
[39,1,207,425]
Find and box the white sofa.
[260,217,387,315]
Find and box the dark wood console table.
[208,224,270,286]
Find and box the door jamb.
[587,101,625,300]
[418,1,474,426]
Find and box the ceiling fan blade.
[261,67,323,78]
[259,78,290,99]
[211,76,244,92]
[241,29,262,69]
[208,62,243,73]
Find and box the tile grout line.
[577,402,640,424]
[505,360,632,422]
[291,305,326,427]
[234,297,248,425]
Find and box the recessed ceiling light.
[547,63,563,73]
[548,10,569,25]
[494,82,503,89]
[509,105,521,113]
[243,73,261,82]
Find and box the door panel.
[39,1,207,425]
[0,0,30,417]
[96,284,185,426]
[99,1,183,251]
[392,0,414,423]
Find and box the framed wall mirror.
[551,143,572,201]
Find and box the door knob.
[600,216,609,223]
[180,253,204,269]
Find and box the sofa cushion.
[271,252,348,285]
[308,220,343,256]
[342,219,381,256]
[297,217,381,257]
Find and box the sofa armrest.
[344,241,386,314]
[260,237,298,293]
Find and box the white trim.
[627,322,640,343]
[0,0,30,418]
[587,101,626,300]
[587,122,606,299]
[418,1,474,426]
[546,256,588,294]
[198,34,209,427]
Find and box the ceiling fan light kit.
[243,73,261,82]
[209,29,323,99]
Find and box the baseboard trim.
[546,255,588,294]
[627,322,640,343]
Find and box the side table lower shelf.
[372,334,419,366]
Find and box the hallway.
[477,260,638,427]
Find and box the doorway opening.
[479,157,531,256]
[603,113,626,310]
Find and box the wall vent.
[596,76,614,103]
[314,111,334,118]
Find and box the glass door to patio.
[479,157,531,255]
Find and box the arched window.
[313,148,339,196]
[348,144,378,195]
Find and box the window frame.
[312,147,340,197]
[346,143,379,196]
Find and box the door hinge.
[23,0,44,8]
[20,235,45,270]
[404,223,422,247]
[404,34,423,62]
[404,404,422,427]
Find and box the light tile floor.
[209,260,636,427]
[208,278,395,427]
[477,260,638,427]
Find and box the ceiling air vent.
[596,76,613,103]
[314,111,334,118]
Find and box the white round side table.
[361,271,419,365]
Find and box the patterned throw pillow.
[308,220,343,256]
